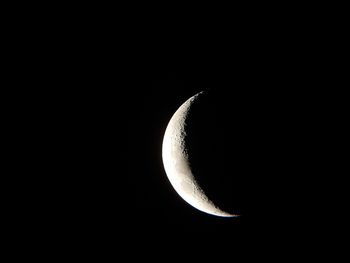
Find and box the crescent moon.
[162,91,237,217]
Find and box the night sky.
[17,14,333,256]
[34,45,313,247]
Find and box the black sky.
[14,10,338,256]
[37,38,315,242]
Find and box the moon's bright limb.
[162,91,237,217]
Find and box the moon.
[162,91,238,217]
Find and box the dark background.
[9,8,340,256]
[37,47,319,243]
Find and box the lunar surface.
[162,91,237,217]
